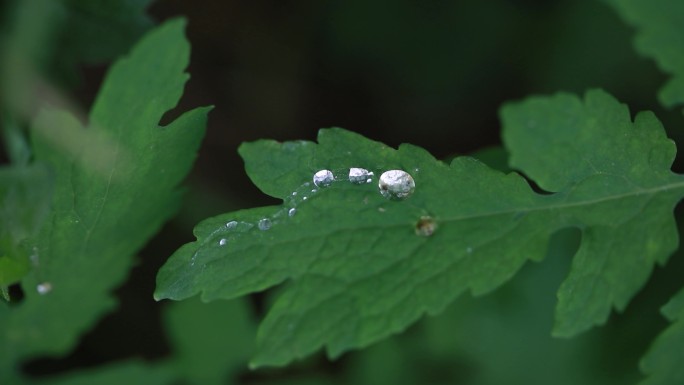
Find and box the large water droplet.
[349,168,372,184]
[36,282,52,295]
[378,170,415,200]
[226,221,238,229]
[415,216,437,236]
[313,170,334,187]
[219,238,228,246]
[288,208,296,217]
[258,218,272,231]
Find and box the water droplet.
[226,221,238,229]
[292,191,298,196]
[258,218,272,231]
[349,168,372,184]
[378,170,415,200]
[303,196,308,201]
[219,238,228,246]
[466,247,473,254]
[288,208,296,217]
[415,216,437,236]
[36,282,52,295]
[311,189,317,193]
[313,170,334,187]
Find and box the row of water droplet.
[313,168,416,200]
[206,168,417,252]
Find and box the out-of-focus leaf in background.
[606,0,684,111]
[639,287,684,385]
[0,164,52,288]
[0,19,208,383]
[165,298,256,385]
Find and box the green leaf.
[639,287,684,385]
[0,18,208,380]
[501,89,680,337]
[164,298,256,384]
[156,89,682,367]
[347,229,636,385]
[49,0,156,84]
[606,0,684,109]
[0,164,52,287]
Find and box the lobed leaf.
[0,19,208,380]
[156,89,683,367]
[501,89,680,337]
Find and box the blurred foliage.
[0,0,683,384]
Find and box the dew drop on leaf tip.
[378,170,415,200]
[313,170,334,187]
[258,218,272,231]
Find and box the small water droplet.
[288,208,296,217]
[303,196,308,201]
[226,221,238,229]
[313,170,334,187]
[219,238,228,246]
[349,168,372,184]
[466,247,473,254]
[378,207,386,213]
[378,170,415,200]
[36,282,52,295]
[292,191,298,196]
[415,216,437,236]
[258,218,272,231]
[311,189,317,193]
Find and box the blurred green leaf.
[165,298,256,384]
[606,0,684,110]
[49,0,155,84]
[33,360,175,385]
[639,287,684,385]
[0,164,52,287]
[156,89,682,367]
[0,18,208,382]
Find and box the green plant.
[1,0,684,384]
